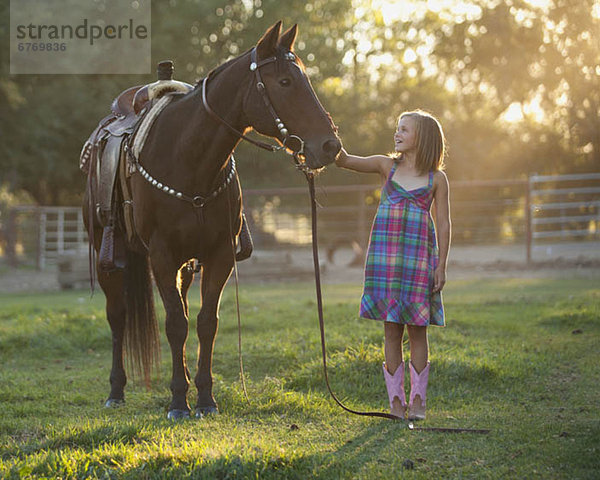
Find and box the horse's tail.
[124,249,160,387]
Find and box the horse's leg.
[89,216,127,407]
[151,247,191,419]
[195,244,233,417]
[179,262,195,319]
[98,268,127,406]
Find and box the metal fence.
[528,173,600,260]
[241,179,532,250]
[1,206,87,269]
[1,173,598,269]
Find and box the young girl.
[336,110,450,420]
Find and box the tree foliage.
[1,0,598,204]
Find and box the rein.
[302,167,490,433]
[193,46,488,432]
[304,171,397,420]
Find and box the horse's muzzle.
[305,137,341,169]
[322,138,342,157]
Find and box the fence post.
[37,208,46,270]
[525,175,532,264]
[358,189,367,248]
[77,209,85,245]
[5,208,18,268]
[57,208,65,255]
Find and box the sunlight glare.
[374,0,484,25]
[502,102,524,123]
[502,95,546,124]
[523,0,552,10]
[403,48,418,63]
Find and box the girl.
[336,110,450,420]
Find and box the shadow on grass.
[0,314,110,357]
[1,424,152,460]
[284,353,505,408]
[536,310,599,332]
[90,422,398,479]
[3,416,403,479]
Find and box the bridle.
[132,48,311,215]
[201,47,308,171]
[132,49,308,216]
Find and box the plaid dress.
[359,162,445,326]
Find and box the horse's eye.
[279,78,292,87]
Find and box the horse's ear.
[256,21,282,59]
[279,24,298,51]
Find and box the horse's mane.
[194,48,252,88]
[194,45,302,88]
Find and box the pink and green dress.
[359,162,445,326]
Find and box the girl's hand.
[335,147,348,167]
[433,265,446,293]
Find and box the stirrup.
[98,225,126,273]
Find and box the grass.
[0,274,599,479]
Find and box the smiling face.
[394,116,417,154]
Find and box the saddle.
[81,60,254,274]
[81,61,194,272]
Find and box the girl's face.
[394,116,417,153]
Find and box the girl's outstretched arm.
[433,171,451,292]
[335,148,391,180]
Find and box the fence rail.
[527,173,600,260]
[1,173,598,269]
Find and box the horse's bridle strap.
[202,48,305,159]
[201,76,278,152]
[249,49,288,137]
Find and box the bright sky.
[374,0,552,24]
[366,0,559,124]
[374,0,485,25]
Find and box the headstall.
[201,47,308,171]
[130,47,311,215]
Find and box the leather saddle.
[81,60,253,274]
[81,61,194,272]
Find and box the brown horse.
[85,22,341,419]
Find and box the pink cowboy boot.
[408,361,430,421]
[383,362,407,419]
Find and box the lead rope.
[305,171,397,420]
[226,186,251,406]
[304,170,491,433]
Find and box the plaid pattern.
[360,163,445,327]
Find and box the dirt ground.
[1,241,599,294]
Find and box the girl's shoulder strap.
[384,157,399,183]
[428,169,435,187]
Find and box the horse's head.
[243,22,341,169]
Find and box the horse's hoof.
[195,406,219,417]
[167,409,191,421]
[104,398,125,408]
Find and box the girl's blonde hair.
[399,110,446,174]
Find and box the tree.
[431,0,600,174]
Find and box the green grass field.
[1,275,599,479]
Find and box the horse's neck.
[161,63,249,194]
